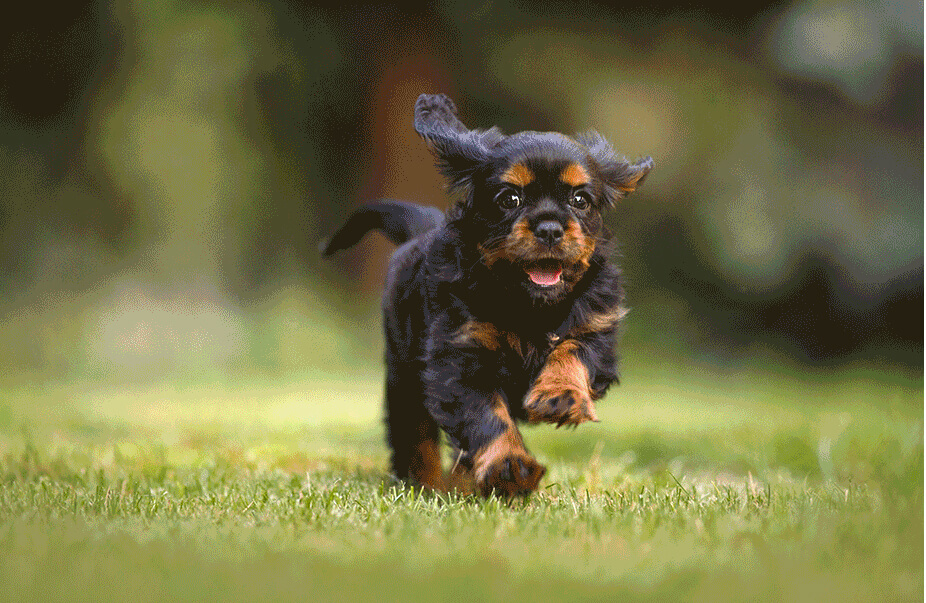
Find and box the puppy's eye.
[496,190,521,210]
[570,192,591,210]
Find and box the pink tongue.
[527,267,562,286]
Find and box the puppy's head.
[415,93,652,304]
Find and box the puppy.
[322,93,652,496]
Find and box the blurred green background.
[0,0,921,385]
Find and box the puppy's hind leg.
[385,366,443,490]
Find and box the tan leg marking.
[524,340,600,427]
[409,417,443,489]
[472,395,546,496]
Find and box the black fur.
[324,93,652,496]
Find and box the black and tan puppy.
[322,94,652,496]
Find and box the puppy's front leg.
[424,327,546,496]
[430,391,545,497]
[524,338,605,428]
[470,394,546,496]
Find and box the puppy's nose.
[534,220,564,246]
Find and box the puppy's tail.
[319,199,444,256]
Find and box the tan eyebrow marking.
[560,163,590,187]
[501,162,534,187]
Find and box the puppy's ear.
[414,94,499,193]
[577,131,653,206]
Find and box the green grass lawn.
[0,357,921,602]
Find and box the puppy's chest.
[451,318,558,378]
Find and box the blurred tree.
[0,0,130,291]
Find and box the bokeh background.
[0,0,921,386]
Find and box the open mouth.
[525,260,563,287]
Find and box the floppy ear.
[414,94,498,193]
[576,131,653,206]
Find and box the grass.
[0,356,921,602]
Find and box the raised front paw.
[524,389,600,428]
[475,450,546,497]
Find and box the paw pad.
[524,389,599,428]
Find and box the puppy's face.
[414,94,652,304]
[473,137,606,303]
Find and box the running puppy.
[322,93,652,496]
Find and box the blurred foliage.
[0,0,921,382]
